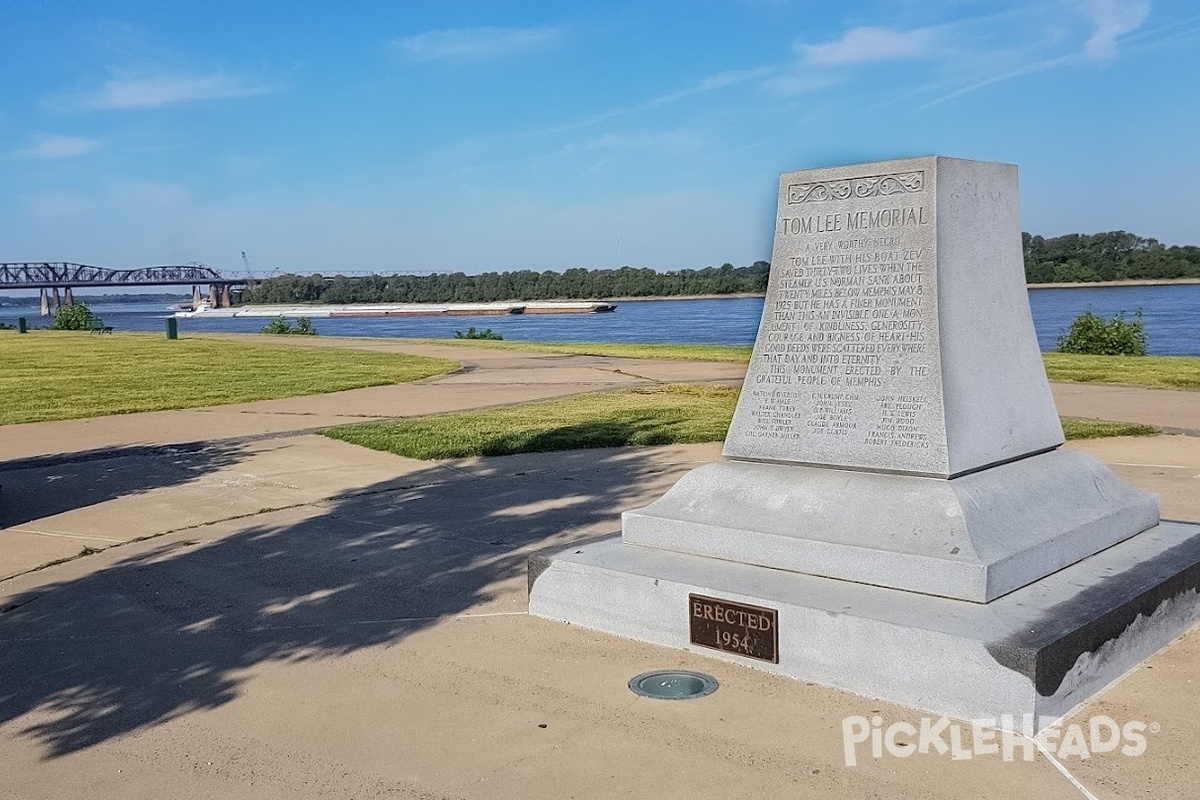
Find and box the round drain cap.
[628,670,718,700]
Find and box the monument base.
[529,520,1200,726]
[622,449,1158,602]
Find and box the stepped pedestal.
[528,157,1200,724]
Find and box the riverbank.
[560,279,1200,302]
[5,286,1198,355]
[601,292,766,302]
[1028,278,1200,289]
[611,278,1200,299]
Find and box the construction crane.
[242,250,284,279]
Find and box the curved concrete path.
[1,337,1198,800]
[1051,381,1200,434]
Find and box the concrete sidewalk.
[1052,382,1200,434]
[1,341,1198,799]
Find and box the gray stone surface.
[623,449,1159,602]
[529,154,1191,725]
[627,155,1156,602]
[531,519,1200,725]
[724,156,1063,478]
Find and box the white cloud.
[762,71,840,96]
[1079,0,1152,62]
[765,25,940,96]
[534,67,772,136]
[72,73,271,110]
[655,67,775,105]
[10,134,102,160]
[696,68,771,92]
[914,1,1153,106]
[560,130,701,156]
[396,25,563,62]
[919,53,1074,108]
[799,25,941,67]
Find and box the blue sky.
[2,0,1197,275]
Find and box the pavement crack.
[0,472,484,586]
[1160,426,1200,437]
[0,502,319,585]
[1,610,528,643]
[0,595,42,616]
[595,366,662,383]
[232,410,378,418]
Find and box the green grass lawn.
[1042,353,1200,390]
[324,384,1159,460]
[0,331,459,425]
[1060,417,1159,439]
[324,385,739,459]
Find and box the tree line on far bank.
[239,262,771,305]
[1023,231,1200,283]
[235,231,1199,305]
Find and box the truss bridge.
[0,262,249,314]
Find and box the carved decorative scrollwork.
[788,171,924,204]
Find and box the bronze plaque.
[688,594,779,664]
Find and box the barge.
[174,301,617,319]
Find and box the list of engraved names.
[748,199,935,453]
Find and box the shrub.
[51,302,103,331]
[453,326,503,340]
[260,316,318,335]
[1057,310,1147,356]
[260,316,291,334]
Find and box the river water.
[2,284,1198,355]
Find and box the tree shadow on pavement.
[0,436,691,758]
[0,442,248,528]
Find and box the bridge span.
[0,262,249,314]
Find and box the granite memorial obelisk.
[529,156,1200,724]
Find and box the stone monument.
[529,156,1200,725]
